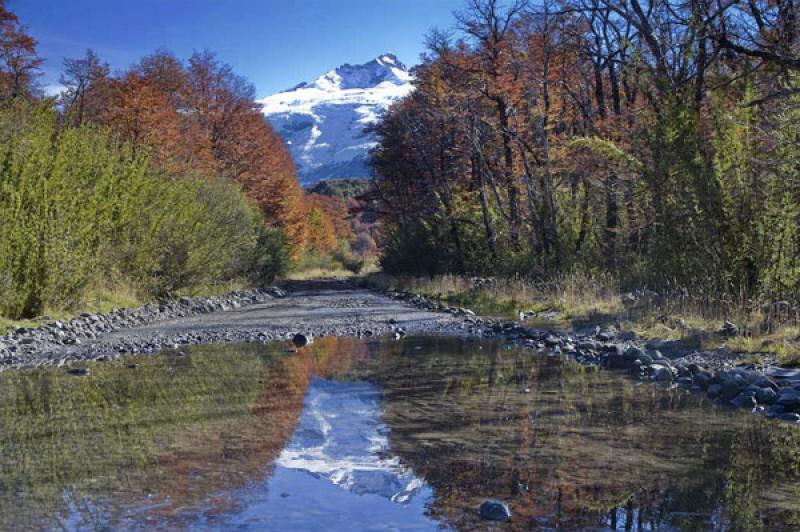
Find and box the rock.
[754,386,777,405]
[765,368,800,381]
[707,384,723,398]
[291,333,314,348]
[779,413,800,423]
[752,375,780,392]
[479,499,511,522]
[776,391,800,411]
[650,365,674,382]
[607,354,632,370]
[767,404,787,418]
[543,334,562,347]
[638,353,654,366]
[67,367,90,376]
[719,379,743,401]
[624,346,645,361]
[597,327,617,342]
[693,371,712,389]
[577,340,597,351]
[730,393,757,409]
[719,320,738,336]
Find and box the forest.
[370,0,800,308]
[0,1,369,321]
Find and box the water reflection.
[365,338,800,531]
[276,378,424,502]
[0,336,798,530]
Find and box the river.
[1,336,798,530]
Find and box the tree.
[59,49,110,126]
[0,0,41,100]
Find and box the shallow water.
[1,336,799,530]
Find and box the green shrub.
[0,102,287,318]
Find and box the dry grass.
[367,272,623,320]
[0,282,143,334]
[286,267,357,280]
[368,272,800,366]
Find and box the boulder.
[692,371,712,389]
[730,393,757,409]
[650,365,674,382]
[291,333,314,348]
[754,386,778,405]
[597,327,617,342]
[607,354,632,370]
[624,346,646,361]
[776,391,800,411]
[543,334,562,347]
[479,500,511,522]
[719,379,743,401]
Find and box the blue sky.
[13,0,464,96]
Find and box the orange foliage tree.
[0,0,42,100]
[63,48,314,258]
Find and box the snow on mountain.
[258,54,413,185]
[276,378,425,503]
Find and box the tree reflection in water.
[0,336,798,531]
[363,337,800,531]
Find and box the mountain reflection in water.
[0,336,798,530]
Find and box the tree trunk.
[473,150,498,264]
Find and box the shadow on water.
[0,336,798,530]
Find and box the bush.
[0,103,287,318]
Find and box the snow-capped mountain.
[276,378,426,503]
[259,54,413,185]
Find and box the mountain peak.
[259,54,414,185]
[312,53,411,91]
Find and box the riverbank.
[4,276,800,424]
[0,279,463,370]
[386,287,800,423]
[366,273,800,367]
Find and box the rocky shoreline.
[0,287,286,369]
[387,290,800,424]
[0,282,463,370]
[4,283,799,425]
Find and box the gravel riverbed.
[3,279,799,424]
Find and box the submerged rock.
[479,499,511,522]
[291,333,314,348]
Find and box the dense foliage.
[0,1,317,319]
[0,103,286,318]
[371,0,800,303]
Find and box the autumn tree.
[0,0,41,100]
[372,0,800,301]
[70,48,312,258]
